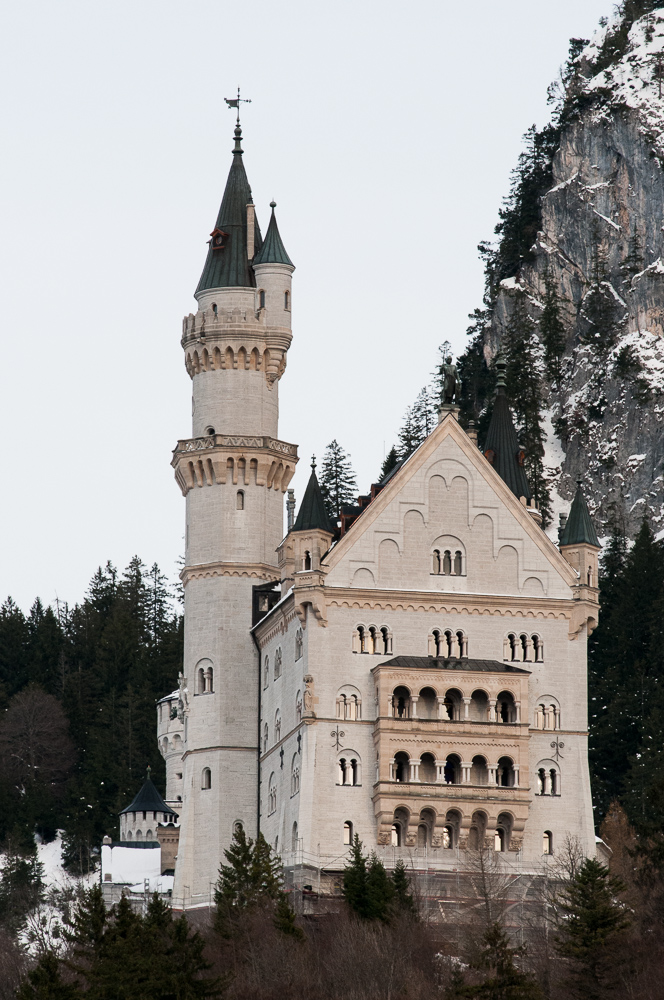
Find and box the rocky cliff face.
[486,11,664,540]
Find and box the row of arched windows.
[348,628,545,662]
[504,633,544,663]
[337,757,361,786]
[125,829,156,842]
[390,751,519,787]
[352,625,392,655]
[430,629,468,658]
[390,686,520,724]
[262,692,304,752]
[432,549,465,576]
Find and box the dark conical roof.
[293,464,334,533]
[253,202,294,267]
[560,482,600,547]
[483,355,532,501]
[119,773,178,818]
[195,124,263,294]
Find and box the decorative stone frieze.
[172,434,297,495]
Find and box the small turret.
[279,458,334,590]
[559,481,601,588]
[118,767,178,842]
[252,201,295,330]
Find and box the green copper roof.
[483,355,532,501]
[560,482,600,547]
[195,124,263,294]
[293,463,333,533]
[253,202,294,267]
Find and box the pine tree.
[620,229,644,286]
[391,859,416,918]
[396,406,422,461]
[446,922,544,999]
[412,385,438,439]
[214,827,283,929]
[555,858,629,1000]
[503,288,552,526]
[0,843,45,934]
[273,891,304,939]
[16,952,82,1000]
[342,834,368,917]
[365,852,394,921]
[539,265,567,383]
[318,440,358,519]
[379,446,399,482]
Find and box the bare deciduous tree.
[0,685,75,791]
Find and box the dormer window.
[208,228,229,251]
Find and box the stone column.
[489,699,497,723]
[461,762,472,784]
[437,697,447,720]
[488,765,496,785]
[513,766,520,787]
[410,695,419,719]
[435,760,445,782]
[389,759,396,781]
[409,761,420,782]
[450,633,461,658]
[503,637,511,661]
[515,702,521,724]
[427,634,436,656]
[523,637,533,662]
[463,697,471,720]
[386,632,393,654]
[388,696,394,718]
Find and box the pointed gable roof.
[196,124,263,294]
[119,771,178,819]
[482,354,532,501]
[560,482,600,548]
[253,202,294,267]
[293,462,333,533]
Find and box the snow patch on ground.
[541,406,568,544]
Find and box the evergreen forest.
[0,558,183,873]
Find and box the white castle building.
[159,120,601,908]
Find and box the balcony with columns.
[371,655,531,848]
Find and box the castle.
[156,119,601,909]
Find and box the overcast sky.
[0,0,612,612]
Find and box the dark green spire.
[253,202,294,267]
[195,123,263,294]
[293,458,333,533]
[483,353,532,501]
[560,481,600,547]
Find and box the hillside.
[459,3,664,540]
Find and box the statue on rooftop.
[441,356,461,405]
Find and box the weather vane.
[224,87,252,124]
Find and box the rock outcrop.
[486,11,664,540]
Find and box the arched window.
[391,685,411,718]
[496,691,517,724]
[197,666,205,694]
[337,688,361,720]
[236,490,245,510]
[295,628,303,660]
[268,774,277,815]
[432,549,441,574]
[549,768,558,795]
[125,830,132,841]
[442,825,453,849]
[263,723,268,753]
[497,757,515,787]
[392,807,409,846]
[391,824,401,846]
[444,754,461,785]
[204,666,213,693]
[337,753,361,785]
[212,302,218,316]
[146,829,153,840]
[259,289,266,309]
[543,830,553,855]
[494,828,505,852]
[295,691,303,723]
[292,821,298,851]
[419,752,436,783]
[443,550,452,574]
[453,550,463,575]
[202,768,211,790]
[284,290,290,310]
[135,829,143,841]
[343,821,353,845]
[303,550,312,571]
[274,710,281,743]
[291,755,300,796]
[392,751,410,783]
[263,656,269,689]
[470,755,489,785]
[274,648,282,680]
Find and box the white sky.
[0,0,611,612]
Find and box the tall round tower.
[171,121,297,906]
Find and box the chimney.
[247,203,255,259]
[286,489,296,531]
[467,420,478,445]
[558,512,568,544]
